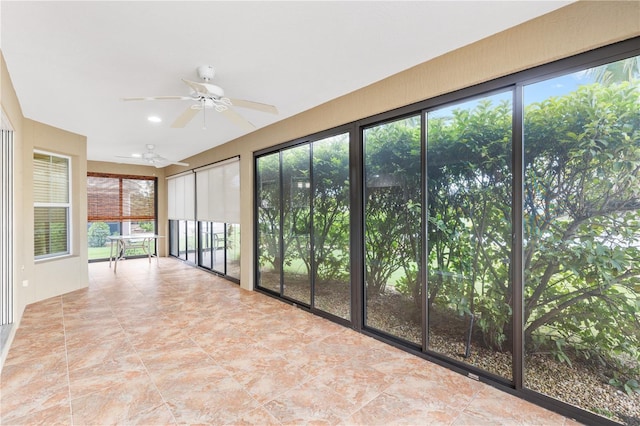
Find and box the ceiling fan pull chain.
[202,98,207,130]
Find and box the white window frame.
[1,127,14,326]
[33,150,72,260]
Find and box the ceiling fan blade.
[152,161,189,168]
[147,156,188,167]
[222,108,256,131]
[154,154,189,167]
[171,106,201,128]
[167,161,189,167]
[228,98,278,114]
[114,158,152,166]
[122,96,192,101]
[181,79,209,95]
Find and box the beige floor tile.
[463,385,570,425]
[0,401,72,426]
[308,359,395,408]
[65,334,134,372]
[67,353,147,400]
[150,364,241,402]
[70,375,173,425]
[0,258,581,426]
[225,406,283,425]
[0,366,70,423]
[165,387,260,425]
[264,380,356,424]
[346,391,459,425]
[2,333,66,366]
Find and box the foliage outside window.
[426,92,513,378]
[256,132,351,320]
[522,58,640,420]
[34,151,70,259]
[358,58,640,421]
[364,115,422,344]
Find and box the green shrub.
[88,222,110,247]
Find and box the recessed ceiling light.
[131,153,142,158]
[147,116,162,123]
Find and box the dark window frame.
[87,172,158,262]
[254,125,354,326]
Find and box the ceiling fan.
[116,144,189,168]
[122,65,278,130]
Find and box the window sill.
[34,253,76,264]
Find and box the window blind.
[34,151,70,258]
[34,152,69,204]
[195,157,240,223]
[167,172,195,220]
[87,173,156,221]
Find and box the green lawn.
[88,246,113,260]
[88,241,156,261]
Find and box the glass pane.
[34,153,69,204]
[523,56,640,422]
[122,221,156,256]
[364,115,422,345]
[123,178,155,219]
[178,220,187,261]
[282,144,311,305]
[87,176,120,220]
[226,223,241,280]
[211,222,225,273]
[120,220,154,236]
[169,220,179,257]
[427,92,513,379]
[199,221,213,269]
[312,133,351,320]
[186,220,197,264]
[256,153,281,293]
[34,207,68,258]
[88,221,120,260]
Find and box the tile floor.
[1,257,580,425]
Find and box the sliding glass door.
[522,56,640,417]
[256,131,351,320]
[363,115,422,345]
[426,91,513,379]
[311,134,350,320]
[282,144,312,304]
[256,153,282,294]
[168,220,196,263]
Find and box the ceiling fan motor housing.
[197,65,215,81]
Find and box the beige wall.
[87,161,168,257]
[1,52,89,366]
[26,119,88,301]
[164,1,640,291]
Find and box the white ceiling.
[1,1,572,165]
